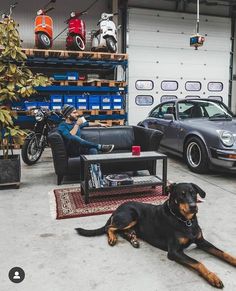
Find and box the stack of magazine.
[89,165,135,189]
[89,164,104,188]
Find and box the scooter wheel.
[73,35,85,51]
[106,37,117,53]
[36,32,52,49]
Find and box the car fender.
[183,131,211,156]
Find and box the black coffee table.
[80,151,167,204]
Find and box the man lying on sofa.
[58,104,114,156]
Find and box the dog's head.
[165,183,206,220]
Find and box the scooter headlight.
[218,130,235,147]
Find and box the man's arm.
[88,121,109,127]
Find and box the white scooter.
[91,13,118,53]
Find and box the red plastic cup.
[132,145,141,156]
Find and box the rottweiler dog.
[75,183,236,288]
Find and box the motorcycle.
[21,108,61,165]
[65,11,86,51]
[34,0,56,49]
[91,13,118,53]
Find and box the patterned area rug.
[49,186,168,220]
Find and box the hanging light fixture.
[190,0,205,49]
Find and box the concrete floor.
[0,149,236,291]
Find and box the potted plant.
[0,5,50,188]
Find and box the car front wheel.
[184,137,209,173]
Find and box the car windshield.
[177,100,233,120]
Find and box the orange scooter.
[34,0,56,49]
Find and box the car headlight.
[218,130,235,147]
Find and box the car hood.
[181,118,236,133]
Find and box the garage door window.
[135,95,154,106]
[185,81,201,91]
[160,95,177,103]
[208,82,223,92]
[161,81,178,91]
[135,80,154,90]
[208,96,223,102]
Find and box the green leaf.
[10,49,17,59]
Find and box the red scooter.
[34,0,56,49]
[66,11,86,51]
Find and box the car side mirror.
[163,114,174,121]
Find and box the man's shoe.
[101,144,114,153]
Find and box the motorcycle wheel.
[106,37,117,53]
[21,134,45,165]
[36,32,52,49]
[73,36,85,51]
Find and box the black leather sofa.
[48,125,163,185]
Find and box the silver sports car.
[138,98,236,173]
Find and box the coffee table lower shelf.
[81,175,164,203]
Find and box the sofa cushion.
[81,126,135,150]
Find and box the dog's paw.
[206,272,224,289]
[130,239,140,248]
[108,235,117,246]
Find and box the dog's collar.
[167,200,193,227]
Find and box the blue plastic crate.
[89,95,100,103]
[112,95,123,109]
[50,103,63,110]
[76,95,88,109]
[101,95,112,103]
[37,102,50,110]
[112,104,123,109]
[67,72,79,81]
[100,95,112,109]
[88,103,100,110]
[112,95,123,103]
[101,104,112,109]
[50,95,63,103]
[64,95,76,106]
[88,95,100,109]
[53,74,67,81]
[24,101,38,110]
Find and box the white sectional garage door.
[127,8,231,125]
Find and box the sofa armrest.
[132,126,163,151]
[48,130,69,175]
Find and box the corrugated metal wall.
[1,0,108,49]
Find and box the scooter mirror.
[37,9,43,16]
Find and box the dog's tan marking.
[106,221,137,247]
[107,226,118,246]
[122,220,137,230]
[206,248,236,266]
[178,237,189,245]
[179,203,194,220]
[197,231,203,240]
[189,262,224,288]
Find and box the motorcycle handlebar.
[45,7,54,14]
